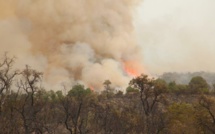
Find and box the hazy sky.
[1,0,215,89]
[135,0,215,74]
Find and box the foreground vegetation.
[0,55,215,134]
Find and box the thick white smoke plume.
[0,0,144,90]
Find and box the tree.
[168,81,178,92]
[195,95,215,133]
[62,84,93,134]
[129,75,166,116]
[166,103,198,134]
[129,74,167,133]
[0,54,20,133]
[0,54,19,114]
[154,78,168,95]
[126,86,139,94]
[189,76,209,93]
[15,66,44,134]
[168,81,189,95]
[67,84,91,98]
[103,80,111,91]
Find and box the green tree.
[67,84,91,98]
[189,76,209,93]
[167,103,199,134]
[56,90,63,100]
[126,86,139,94]
[195,95,215,133]
[63,84,93,134]
[168,81,178,92]
[154,78,168,94]
[168,81,189,94]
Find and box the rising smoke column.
[0,0,144,91]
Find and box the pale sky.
[135,0,215,74]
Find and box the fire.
[123,61,140,77]
[89,85,95,91]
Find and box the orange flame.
[89,85,95,91]
[123,61,139,77]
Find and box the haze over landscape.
[1,1,215,134]
[1,0,215,90]
[135,0,215,74]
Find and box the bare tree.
[0,53,19,114]
[15,66,44,134]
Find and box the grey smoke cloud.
[0,0,144,90]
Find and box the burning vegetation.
[0,0,144,91]
[0,55,215,134]
[1,1,215,134]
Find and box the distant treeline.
[160,72,215,86]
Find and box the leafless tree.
[0,53,19,114]
[15,66,44,134]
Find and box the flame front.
[123,61,142,77]
[89,85,95,91]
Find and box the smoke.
[135,0,215,74]
[0,0,144,90]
